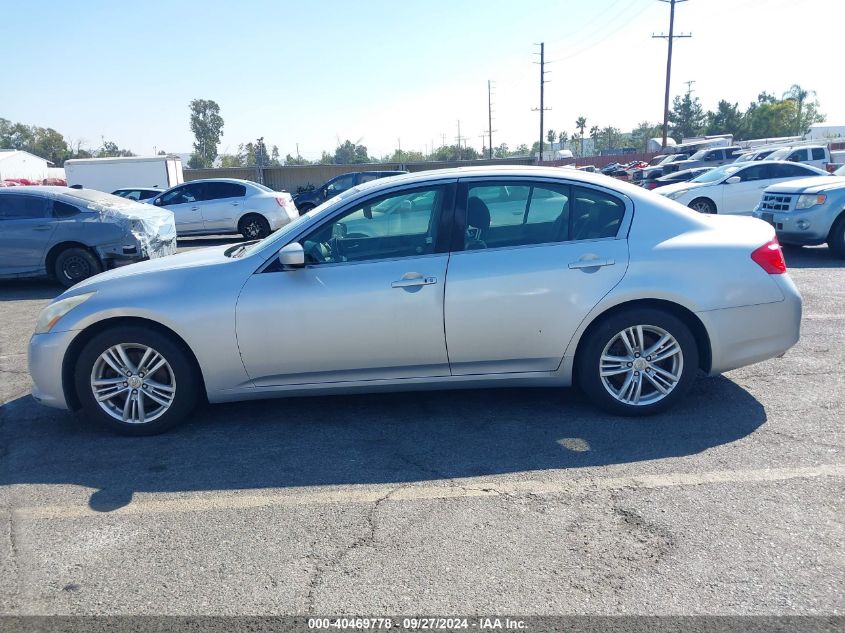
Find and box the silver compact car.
[28,167,802,435]
[146,178,298,239]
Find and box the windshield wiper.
[227,240,259,258]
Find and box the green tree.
[98,139,134,158]
[514,143,529,156]
[631,121,662,152]
[494,143,510,158]
[189,99,224,168]
[557,131,568,149]
[546,129,556,146]
[783,84,825,135]
[600,126,622,152]
[704,101,747,139]
[589,125,600,153]
[668,92,705,140]
[575,116,587,156]
[284,153,311,166]
[334,140,370,164]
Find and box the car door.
[721,164,772,214]
[153,183,205,232]
[235,182,455,386]
[444,179,630,375]
[196,181,245,232]
[0,193,55,274]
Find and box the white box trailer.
[64,156,183,193]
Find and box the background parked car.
[657,160,827,214]
[112,187,163,201]
[641,166,714,191]
[753,164,845,257]
[733,148,778,163]
[147,178,298,239]
[292,171,407,213]
[631,153,690,184]
[662,146,745,175]
[0,187,176,287]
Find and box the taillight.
[751,238,787,274]
[275,197,286,207]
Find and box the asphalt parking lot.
[0,238,842,616]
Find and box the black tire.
[238,214,271,239]
[74,326,198,435]
[297,204,314,215]
[828,214,845,259]
[577,308,699,416]
[54,247,102,288]
[688,197,716,214]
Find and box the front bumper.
[699,274,802,375]
[28,329,81,410]
[752,207,830,246]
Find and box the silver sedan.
[28,166,802,435]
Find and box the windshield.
[690,164,741,184]
[735,153,752,163]
[767,148,790,161]
[688,149,709,160]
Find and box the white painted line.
[14,463,845,521]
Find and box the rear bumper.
[699,274,802,375]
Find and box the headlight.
[34,292,96,334]
[664,189,689,200]
[795,194,827,209]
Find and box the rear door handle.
[391,276,437,288]
[191,206,199,211]
[568,258,615,270]
[33,225,53,231]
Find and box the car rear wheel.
[828,214,845,258]
[577,308,699,416]
[74,326,198,435]
[689,198,716,214]
[54,247,102,288]
[297,204,314,215]
[239,214,271,239]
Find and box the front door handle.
[391,275,437,289]
[32,225,53,231]
[231,202,240,206]
[568,258,615,270]
[191,206,200,211]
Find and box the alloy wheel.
[90,343,176,424]
[599,325,684,406]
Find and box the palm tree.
[575,117,587,156]
[589,126,600,154]
[784,84,810,135]
[546,129,556,146]
[558,131,568,149]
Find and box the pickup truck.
[765,145,832,170]
[662,146,745,175]
[752,164,845,257]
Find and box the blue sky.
[3,0,843,159]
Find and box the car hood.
[655,180,709,196]
[67,243,237,294]
[765,175,844,195]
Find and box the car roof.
[181,178,259,186]
[339,165,652,201]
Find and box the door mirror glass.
[278,242,305,268]
[153,197,162,206]
[725,176,741,184]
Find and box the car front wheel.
[688,198,716,214]
[74,326,198,435]
[578,308,699,416]
[828,214,845,258]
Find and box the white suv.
[148,178,298,238]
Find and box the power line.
[531,42,551,161]
[653,0,692,149]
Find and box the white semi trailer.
[64,156,183,193]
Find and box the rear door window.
[204,182,246,200]
[811,148,826,160]
[0,195,50,219]
[53,201,81,218]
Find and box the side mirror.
[278,242,305,268]
[725,176,741,184]
[153,197,162,206]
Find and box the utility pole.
[487,80,497,159]
[455,120,466,160]
[532,43,551,162]
[653,0,691,149]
